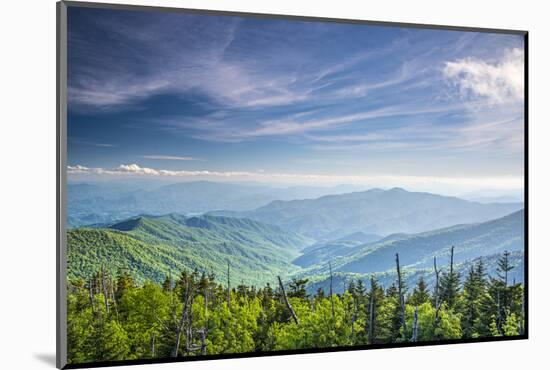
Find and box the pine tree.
[487,251,516,334]
[461,259,487,338]
[356,279,367,298]
[366,276,384,344]
[439,246,461,311]
[288,278,309,299]
[497,251,514,288]
[315,287,326,300]
[161,274,173,292]
[409,276,430,306]
[115,269,134,301]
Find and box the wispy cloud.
[69,138,115,147]
[443,48,524,104]
[68,12,317,111]
[163,101,470,143]
[67,10,524,189]
[141,155,199,161]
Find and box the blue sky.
[67,6,525,195]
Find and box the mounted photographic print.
[56,1,528,368]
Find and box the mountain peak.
[387,187,407,193]
[109,216,146,231]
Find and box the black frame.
[56,1,529,369]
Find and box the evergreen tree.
[409,276,430,306]
[461,259,487,338]
[356,279,367,298]
[439,246,461,311]
[315,287,326,300]
[115,269,134,300]
[365,276,385,344]
[161,274,173,292]
[288,278,309,299]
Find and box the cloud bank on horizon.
[67,7,525,194]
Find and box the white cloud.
[443,48,524,104]
[68,164,255,178]
[67,163,523,192]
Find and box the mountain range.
[211,187,523,240]
[299,209,524,275]
[67,182,525,293]
[67,181,365,227]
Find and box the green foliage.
[403,302,461,341]
[267,294,355,350]
[67,251,524,365]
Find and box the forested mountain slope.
[67,214,313,286]
[295,210,524,293]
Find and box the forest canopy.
[67,250,524,364]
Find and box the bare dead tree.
[351,280,357,338]
[395,253,407,337]
[173,279,194,357]
[411,306,419,342]
[198,328,207,355]
[101,264,110,316]
[204,279,209,318]
[95,274,100,295]
[185,295,195,355]
[88,278,96,313]
[519,296,525,335]
[450,246,455,277]
[503,251,509,288]
[278,276,299,324]
[368,276,376,345]
[497,289,502,335]
[227,261,231,309]
[433,256,441,325]
[108,273,118,317]
[329,261,335,321]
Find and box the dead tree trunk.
[411,307,418,342]
[198,328,207,355]
[433,256,441,325]
[368,276,376,345]
[350,281,357,339]
[150,334,155,358]
[88,278,96,313]
[395,253,407,337]
[227,261,231,309]
[504,251,509,288]
[329,261,335,321]
[278,276,299,324]
[101,265,110,316]
[519,296,525,335]
[185,295,195,355]
[497,290,502,335]
[204,283,208,317]
[173,280,193,357]
[109,273,118,317]
[450,246,455,276]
